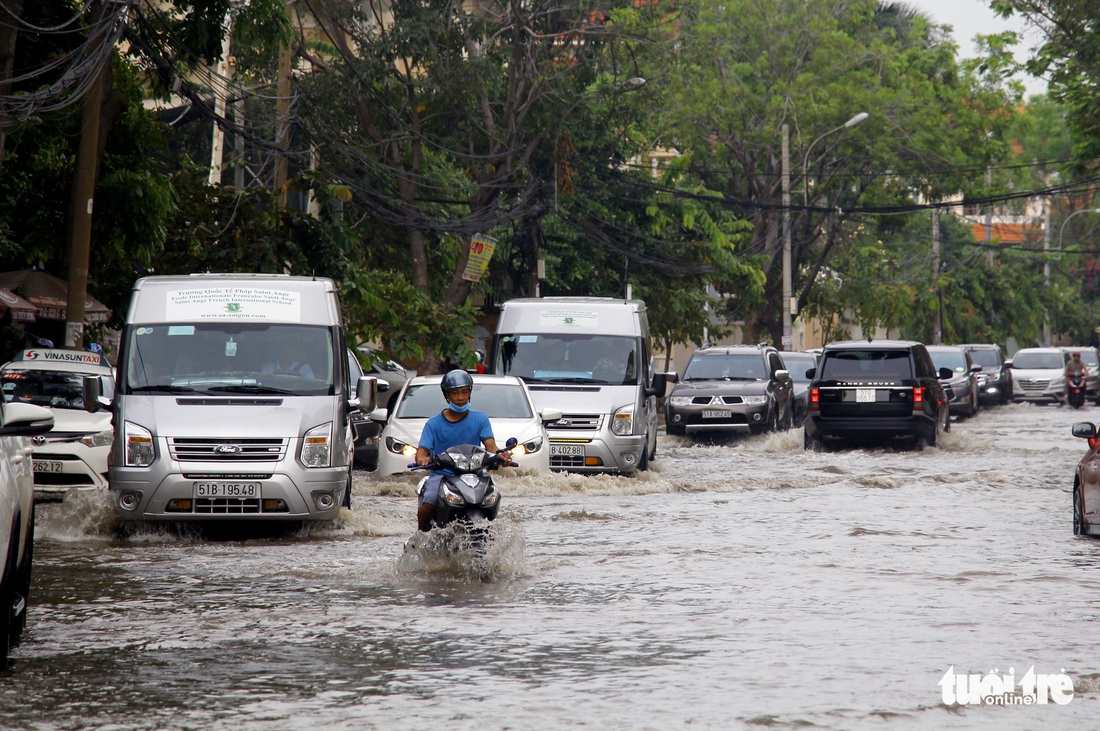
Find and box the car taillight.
[913,387,924,406]
[810,386,819,411]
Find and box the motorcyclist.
[1066,351,1089,379]
[414,369,511,532]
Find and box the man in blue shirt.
[415,369,510,531]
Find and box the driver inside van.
[262,340,314,378]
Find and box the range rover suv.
[804,340,951,450]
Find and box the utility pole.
[931,206,941,345]
[273,35,292,206]
[208,10,234,186]
[1042,198,1051,346]
[65,62,106,348]
[985,166,994,265]
[781,123,792,350]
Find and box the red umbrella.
[0,270,110,323]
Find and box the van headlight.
[124,421,154,467]
[81,429,114,448]
[301,422,332,468]
[612,406,634,436]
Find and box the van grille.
[169,438,287,462]
[194,498,262,513]
[548,414,602,430]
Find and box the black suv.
[665,344,793,437]
[804,340,951,450]
[958,343,1013,406]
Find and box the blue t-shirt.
[419,410,494,456]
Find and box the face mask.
[448,401,470,414]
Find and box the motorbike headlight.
[81,429,114,448]
[743,395,767,405]
[669,396,693,406]
[483,487,500,507]
[124,421,154,467]
[301,422,332,468]
[612,405,634,436]
[441,484,465,506]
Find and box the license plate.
[551,445,584,456]
[33,460,63,473]
[856,389,877,403]
[193,482,260,498]
[702,410,730,418]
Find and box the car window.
[495,334,639,385]
[683,353,766,380]
[781,356,817,382]
[929,350,967,373]
[1013,351,1065,369]
[966,349,1001,368]
[397,382,533,419]
[820,349,912,380]
[1,369,87,409]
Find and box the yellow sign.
[462,234,498,282]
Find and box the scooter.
[1067,372,1088,410]
[408,438,517,557]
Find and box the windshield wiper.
[208,385,294,395]
[129,385,196,393]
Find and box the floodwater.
[3,404,1100,730]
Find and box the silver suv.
[0,399,53,669]
[1007,347,1067,404]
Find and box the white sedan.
[374,374,558,476]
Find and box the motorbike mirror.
[505,437,518,449]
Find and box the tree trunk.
[0,0,25,177]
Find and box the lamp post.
[781,112,869,349]
[1058,208,1100,254]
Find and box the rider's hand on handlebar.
[415,453,430,467]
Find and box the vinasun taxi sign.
[164,288,302,321]
[17,349,106,366]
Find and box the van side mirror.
[83,374,111,413]
[353,376,378,413]
[649,372,669,398]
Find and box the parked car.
[926,345,981,419]
[375,373,558,476]
[665,344,793,438]
[1071,421,1100,535]
[1006,347,1067,404]
[803,339,951,450]
[0,399,54,669]
[959,343,1013,406]
[1061,346,1100,405]
[779,351,819,427]
[0,349,115,501]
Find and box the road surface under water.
[3,403,1100,730]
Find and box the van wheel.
[638,436,650,471]
[342,471,353,509]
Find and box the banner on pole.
[462,234,498,282]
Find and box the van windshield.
[495,334,638,385]
[124,323,334,395]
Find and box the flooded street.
[4,403,1100,730]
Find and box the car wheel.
[13,507,33,640]
[781,402,794,431]
[0,522,16,671]
[803,429,823,452]
[1074,481,1087,535]
[665,423,685,437]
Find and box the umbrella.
[0,288,37,322]
[0,270,111,323]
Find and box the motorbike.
[1067,372,1088,409]
[406,438,517,562]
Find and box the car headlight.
[742,395,767,405]
[1051,377,1066,388]
[517,436,543,455]
[612,405,634,436]
[669,396,693,406]
[124,421,154,467]
[81,429,114,448]
[301,422,332,468]
[385,436,418,457]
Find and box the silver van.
[487,297,667,474]
[84,274,376,522]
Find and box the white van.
[487,297,667,474]
[84,274,376,522]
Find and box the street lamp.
[1058,208,1100,255]
[781,112,869,349]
